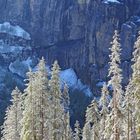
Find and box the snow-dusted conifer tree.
[103,112,113,139]
[99,83,109,140]
[131,32,140,139]
[49,60,64,140]
[108,30,124,140]
[1,87,22,140]
[62,83,70,113]
[61,83,72,140]
[82,122,91,140]
[124,81,137,140]
[86,100,100,124]
[20,70,37,140]
[74,120,81,140]
[34,58,50,140]
[82,101,93,140]
[85,99,100,140]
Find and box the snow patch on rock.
[0,44,23,54]
[60,68,93,97]
[60,68,77,88]
[103,0,121,4]
[0,22,31,40]
[9,58,32,78]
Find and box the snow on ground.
[0,22,31,40]
[103,0,121,4]
[60,68,93,97]
[60,68,77,88]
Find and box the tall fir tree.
[104,111,114,139]
[85,99,100,140]
[124,81,137,140]
[99,83,109,140]
[108,30,124,140]
[61,83,72,140]
[131,32,140,139]
[74,120,81,140]
[20,70,37,140]
[1,87,22,140]
[34,58,50,140]
[82,122,91,140]
[49,60,64,140]
[82,101,92,140]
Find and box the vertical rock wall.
[0,0,140,93]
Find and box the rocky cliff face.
[0,0,140,94]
